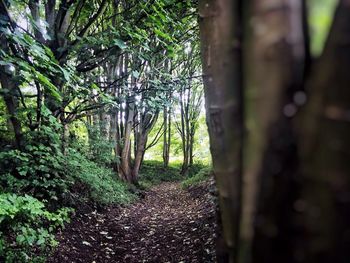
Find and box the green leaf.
[132,70,140,79]
[113,39,127,49]
[37,238,46,246]
[18,170,27,176]
[35,72,62,101]
[154,28,172,42]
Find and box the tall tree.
[199,0,244,261]
[199,0,350,262]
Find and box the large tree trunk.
[199,0,244,261]
[199,0,350,262]
[243,1,306,263]
[132,111,159,181]
[296,2,350,262]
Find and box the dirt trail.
[48,181,218,263]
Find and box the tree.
[199,0,350,262]
[199,0,243,261]
[0,0,204,186]
[173,43,203,175]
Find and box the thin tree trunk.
[167,111,171,165]
[189,132,194,166]
[163,107,170,167]
[180,88,189,175]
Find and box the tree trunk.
[162,107,171,167]
[241,1,307,263]
[199,0,350,263]
[0,73,22,148]
[179,88,191,175]
[296,2,350,262]
[189,132,194,166]
[99,111,109,140]
[132,133,147,183]
[199,0,244,261]
[119,100,134,183]
[0,4,22,148]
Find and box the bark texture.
[199,0,244,261]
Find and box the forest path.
[48,181,217,263]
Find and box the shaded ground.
[48,180,218,263]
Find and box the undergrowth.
[182,166,212,189]
[138,160,183,189]
[0,120,135,262]
[139,160,211,189]
[0,194,72,263]
[66,149,136,205]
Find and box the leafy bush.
[187,162,209,177]
[0,193,71,263]
[65,149,135,205]
[138,160,183,188]
[182,166,212,189]
[0,118,135,261]
[0,125,69,204]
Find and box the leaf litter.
[47,180,218,262]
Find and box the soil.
[47,180,218,263]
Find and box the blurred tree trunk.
[246,0,306,262]
[199,0,350,262]
[296,1,350,262]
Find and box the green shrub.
[182,166,212,189]
[65,149,135,205]
[0,193,71,263]
[0,126,69,204]
[187,162,209,177]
